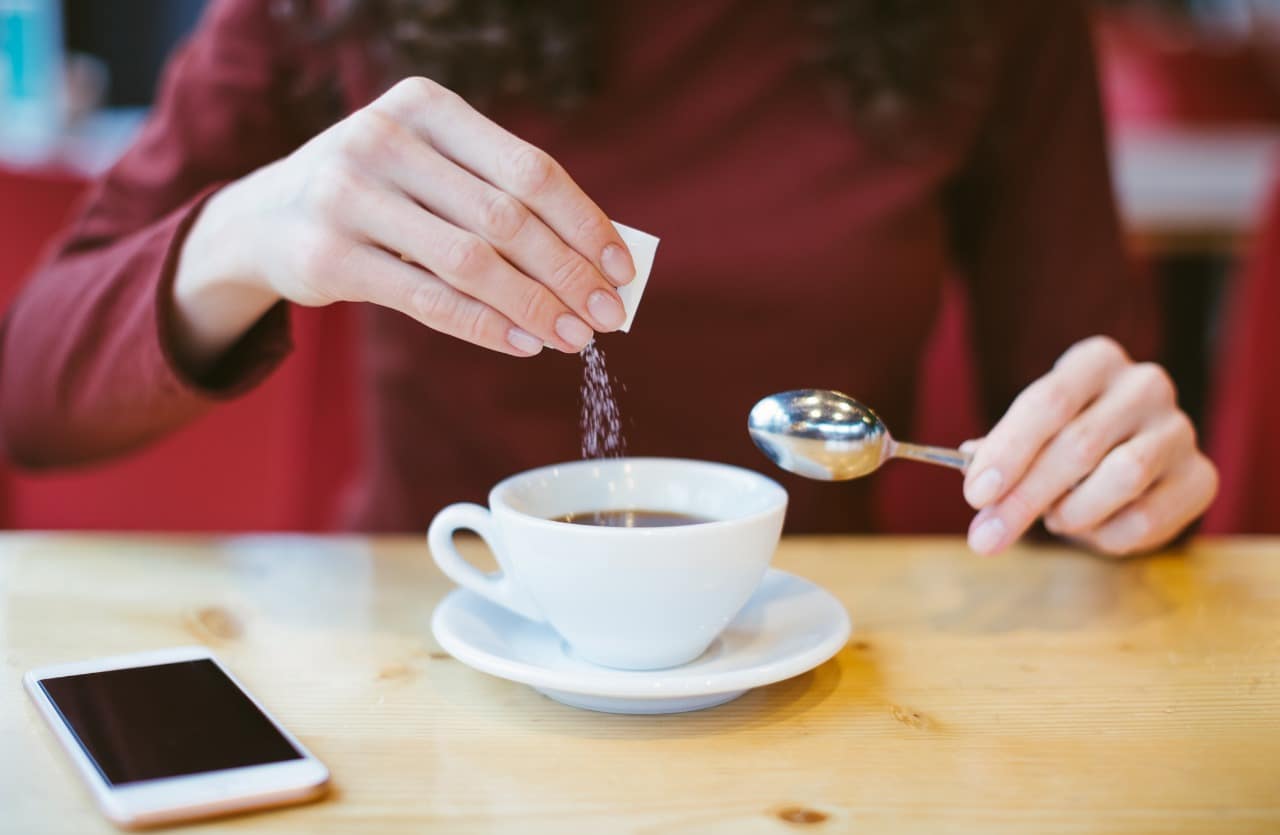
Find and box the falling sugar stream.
[579,340,626,460]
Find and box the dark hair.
[277,0,990,141]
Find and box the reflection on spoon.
[747,389,971,481]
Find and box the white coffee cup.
[427,458,788,670]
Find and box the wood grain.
[2,534,1278,834]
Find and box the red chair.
[0,167,362,531]
[1203,175,1280,534]
[1096,10,1280,129]
[1096,9,1280,533]
[877,279,982,534]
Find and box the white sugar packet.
[611,221,659,333]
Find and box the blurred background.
[1,0,1277,533]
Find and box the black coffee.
[550,510,713,528]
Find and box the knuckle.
[457,302,490,345]
[338,111,403,164]
[409,279,458,326]
[515,283,557,326]
[1060,421,1106,473]
[1122,509,1153,547]
[1048,508,1085,536]
[548,252,592,292]
[393,75,453,108]
[479,191,529,243]
[574,212,611,245]
[506,144,557,198]
[294,234,347,284]
[442,234,491,278]
[307,169,355,217]
[1170,411,1198,448]
[1082,334,1128,366]
[1200,455,1221,498]
[1001,488,1039,527]
[1033,378,1076,427]
[1105,509,1157,553]
[1096,540,1134,560]
[1111,444,1155,494]
[1133,362,1176,406]
[984,432,1030,476]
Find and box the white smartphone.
[24,646,329,829]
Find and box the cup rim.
[488,457,788,534]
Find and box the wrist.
[172,178,282,374]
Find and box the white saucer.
[431,569,851,714]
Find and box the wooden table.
[3,534,1279,833]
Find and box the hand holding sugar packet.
[611,222,659,333]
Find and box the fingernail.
[506,327,542,356]
[959,439,979,456]
[554,314,593,351]
[587,289,625,330]
[966,468,1003,508]
[969,516,1007,555]
[601,243,634,286]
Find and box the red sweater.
[0,0,1154,533]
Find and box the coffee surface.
[550,510,713,528]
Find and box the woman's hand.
[962,336,1218,557]
[174,77,635,369]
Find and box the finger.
[338,244,543,357]
[1078,454,1219,557]
[964,336,1129,511]
[971,361,1177,553]
[371,78,636,286]
[370,133,626,332]
[1046,411,1195,535]
[351,189,594,353]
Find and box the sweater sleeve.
[0,0,318,468]
[946,0,1160,424]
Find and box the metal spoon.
[747,389,972,481]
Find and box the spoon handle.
[892,442,972,472]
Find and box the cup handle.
[427,503,544,623]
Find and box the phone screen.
[38,660,303,786]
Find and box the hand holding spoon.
[747,389,971,481]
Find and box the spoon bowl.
[747,389,970,481]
